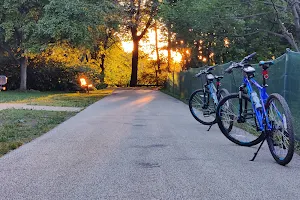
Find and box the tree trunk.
[99,30,111,84]
[100,54,106,84]
[155,66,158,86]
[154,21,160,86]
[19,56,27,91]
[155,22,161,71]
[190,41,200,68]
[130,39,139,87]
[167,25,172,73]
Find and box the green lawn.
[1,89,114,107]
[22,89,114,107]
[0,109,76,156]
[0,91,60,103]
[0,89,114,156]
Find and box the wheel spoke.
[266,95,294,164]
[189,90,216,124]
[217,95,262,145]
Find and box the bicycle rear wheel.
[265,93,294,166]
[216,93,265,146]
[218,88,229,101]
[189,89,216,125]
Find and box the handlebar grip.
[195,73,201,77]
[207,66,215,72]
[224,67,233,74]
[245,52,256,60]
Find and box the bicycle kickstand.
[250,134,267,161]
[207,124,213,131]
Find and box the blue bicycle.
[189,66,229,126]
[216,53,294,165]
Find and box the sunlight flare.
[121,29,184,63]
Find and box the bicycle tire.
[216,93,265,147]
[189,89,216,125]
[265,93,294,166]
[218,88,229,100]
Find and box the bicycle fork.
[237,86,246,123]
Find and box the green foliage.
[36,0,119,50]
[0,0,48,52]
[0,56,101,91]
[105,43,132,86]
[36,0,99,48]
[160,0,289,67]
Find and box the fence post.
[172,71,175,95]
[283,49,290,99]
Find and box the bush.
[0,57,101,91]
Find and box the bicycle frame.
[242,72,284,132]
[243,77,271,131]
[203,75,220,107]
[208,83,218,104]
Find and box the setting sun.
[122,29,183,63]
[122,41,133,53]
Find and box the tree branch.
[259,29,285,37]
[0,44,19,63]
[214,12,273,20]
[135,0,141,24]
[137,0,159,40]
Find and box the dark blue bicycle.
[216,53,294,165]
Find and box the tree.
[89,12,121,86]
[36,0,119,85]
[118,0,159,86]
[0,0,48,90]
[159,0,289,68]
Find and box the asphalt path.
[1,89,300,200]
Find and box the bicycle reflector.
[262,70,269,79]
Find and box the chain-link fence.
[165,49,300,140]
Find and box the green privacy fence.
[165,49,300,139]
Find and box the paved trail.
[1,89,300,200]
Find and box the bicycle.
[216,53,294,165]
[189,65,229,128]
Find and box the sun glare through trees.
[121,29,183,63]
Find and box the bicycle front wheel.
[189,89,216,125]
[265,93,294,166]
[216,93,265,146]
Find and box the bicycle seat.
[243,66,256,73]
[259,60,274,66]
[215,76,224,80]
[206,74,215,80]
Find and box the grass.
[0,109,76,156]
[21,89,114,107]
[2,89,114,107]
[0,89,114,156]
[0,91,60,103]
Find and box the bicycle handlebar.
[195,65,216,77]
[244,52,256,62]
[225,52,256,74]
